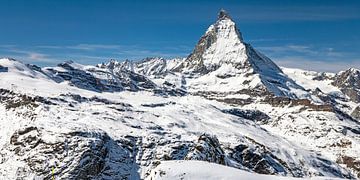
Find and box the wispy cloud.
[248,38,294,43]
[3,48,57,63]
[0,43,190,66]
[65,44,126,51]
[275,57,360,72]
[28,52,47,60]
[257,44,346,59]
[258,45,317,55]
[256,44,359,72]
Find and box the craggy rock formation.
[185,134,228,165]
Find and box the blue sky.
[0,0,359,72]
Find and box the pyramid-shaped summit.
[179,9,282,74]
[178,10,312,99]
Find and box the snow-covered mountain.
[1,10,360,179]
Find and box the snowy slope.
[0,57,359,179]
[147,161,298,180]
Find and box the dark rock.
[0,65,8,72]
[351,106,360,120]
[185,134,228,165]
[1,128,134,179]
[332,68,360,103]
[141,101,176,108]
[336,156,360,178]
[222,108,270,123]
[0,88,39,110]
[229,143,291,176]
[263,95,333,112]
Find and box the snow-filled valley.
[0,10,360,179]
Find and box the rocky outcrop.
[185,134,228,165]
[352,106,360,120]
[332,68,360,103]
[0,88,39,110]
[45,61,158,93]
[264,96,333,112]
[46,62,123,92]
[337,155,360,178]
[0,127,134,179]
[229,143,293,176]
[0,65,8,72]
[222,108,270,124]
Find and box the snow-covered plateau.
[0,10,360,179]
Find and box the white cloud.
[66,44,125,51]
[257,45,320,55]
[29,52,47,60]
[274,57,360,72]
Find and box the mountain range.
[0,10,360,179]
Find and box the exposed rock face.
[47,62,119,92]
[337,156,360,178]
[98,58,183,77]
[263,96,333,112]
[229,143,292,175]
[134,58,170,76]
[333,68,360,103]
[0,88,39,110]
[222,108,270,124]
[352,106,360,120]
[312,72,333,81]
[0,127,133,179]
[185,134,228,165]
[44,61,157,92]
[0,65,8,72]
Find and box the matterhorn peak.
[213,9,243,42]
[176,10,311,99]
[218,9,231,20]
[177,10,248,73]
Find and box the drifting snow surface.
[282,67,340,95]
[202,18,247,67]
[147,161,336,180]
[147,161,285,180]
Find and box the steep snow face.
[175,11,312,99]
[201,17,246,67]
[180,10,247,73]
